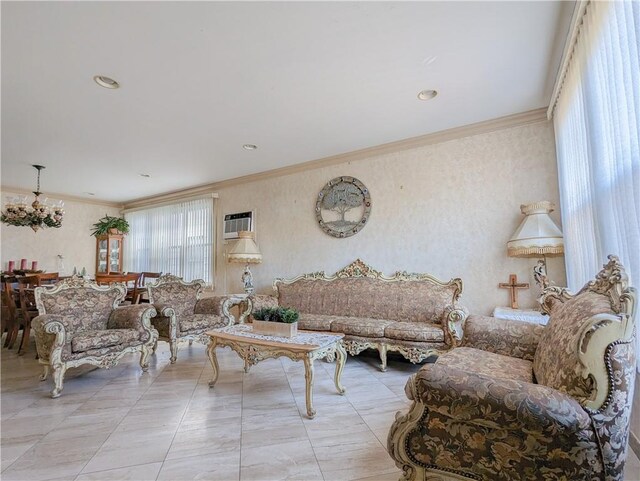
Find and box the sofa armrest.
[461,314,544,361]
[410,363,591,435]
[108,305,157,340]
[221,296,254,324]
[442,304,469,347]
[195,296,227,316]
[249,294,280,312]
[152,303,176,318]
[31,314,74,362]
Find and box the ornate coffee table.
[206,324,347,418]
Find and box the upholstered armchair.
[33,277,158,398]
[147,275,233,363]
[388,255,636,481]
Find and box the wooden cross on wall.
[499,274,529,309]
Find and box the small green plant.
[90,215,130,237]
[253,307,299,324]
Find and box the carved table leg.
[334,341,346,395]
[303,355,316,419]
[207,338,219,388]
[244,359,251,373]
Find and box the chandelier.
[1,165,65,232]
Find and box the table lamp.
[228,231,262,294]
[507,201,564,288]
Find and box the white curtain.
[553,1,639,366]
[124,197,215,284]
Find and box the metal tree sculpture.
[322,182,364,227]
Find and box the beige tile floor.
[1,340,639,481]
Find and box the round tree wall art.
[315,176,371,238]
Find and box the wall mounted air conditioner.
[223,211,254,240]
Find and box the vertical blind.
[553,2,639,366]
[124,197,215,284]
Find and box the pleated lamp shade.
[507,201,564,258]
[228,231,262,264]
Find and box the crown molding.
[0,186,123,208]
[123,108,548,209]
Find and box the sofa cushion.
[297,313,338,331]
[71,329,140,353]
[330,318,393,338]
[180,314,226,333]
[533,291,614,401]
[436,346,534,383]
[384,322,444,342]
[277,277,458,323]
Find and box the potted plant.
[252,307,299,337]
[90,215,130,237]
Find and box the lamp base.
[241,264,255,295]
[533,257,550,289]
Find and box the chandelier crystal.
[1,165,65,232]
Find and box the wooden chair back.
[95,273,141,304]
[16,276,39,354]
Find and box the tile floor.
[1,341,639,481]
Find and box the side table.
[492,306,549,325]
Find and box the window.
[124,197,215,284]
[552,1,639,367]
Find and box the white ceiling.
[1,1,572,203]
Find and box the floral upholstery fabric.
[277,277,457,323]
[330,317,393,338]
[533,291,613,402]
[249,295,279,313]
[107,305,155,341]
[462,315,544,361]
[384,322,444,343]
[179,314,227,334]
[151,316,172,338]
[297,313,340,331]
[194,296,226,316]
[406,364,601,480]
[435,347,534,383]
[38,287,121,332]
[71,329,140,353]
[149,282,199,318]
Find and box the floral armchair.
[388,255,636,481]
[147,275,233,363]
[33,277,158,398]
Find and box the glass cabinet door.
[98,238,108,273]
[109,238,121,273]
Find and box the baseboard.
[630,430,640,459]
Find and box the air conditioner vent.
[223,211,254,240]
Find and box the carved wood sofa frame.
[262,259,468,371]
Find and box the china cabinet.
[95,233,123,274]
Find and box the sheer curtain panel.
[552,1,639,366]
[124,197,215,284]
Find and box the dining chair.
[138,272,162,303]
[1,278,18,348]
[15,276,39,355]
[96,273,141,305]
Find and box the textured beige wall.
[215,120,566,315]
[0,191,121,276]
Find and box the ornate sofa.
[388,255,637,481]
[239,259,468,370]
[32,277,158,398]
[147,275,234,363]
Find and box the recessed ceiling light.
[139,173,151,178]
[93,75,120,89]
[85,192,95,196]
[243,144,258,150]
[417,89,438,101]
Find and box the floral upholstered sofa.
[240,259,468,370]
[388,255,637,481]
